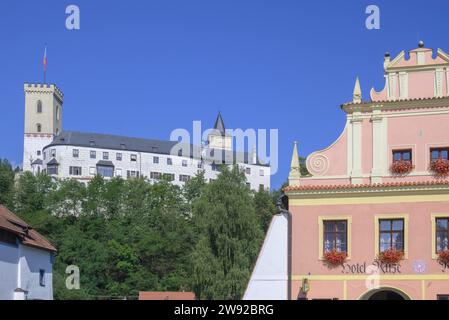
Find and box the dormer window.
[37,100,42,113]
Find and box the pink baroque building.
[245,42,449,300]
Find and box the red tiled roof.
[341,95,449,107]
[284,180,449,192]
[0,205,57,252]
[139,292,196,300]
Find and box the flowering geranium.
[438,250,449,266]
[390,160,414,175]
[323,249,347,267]
[430,158,449,177]
[377,248,404,264]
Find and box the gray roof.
[46,131,181,155]
[213,112,226,136]
[31,159,43,165]
[96,160,114,167]
[45,131,269,167]
[47,158,59,165]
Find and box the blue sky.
[1,0,448,189]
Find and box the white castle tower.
[23,83,63,173]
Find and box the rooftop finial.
[418,40,424,48]
[288,141,301,186]
[353,77,362,103]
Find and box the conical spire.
[353,77,362,103]
[288,141,301,186]
[213,112,226,136]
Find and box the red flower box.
[430,158,449,177]
[438,250,449,266]
[390,160,414,175]
[323,249,347,267]
[377,248,404,264]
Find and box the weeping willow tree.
[191,165,263,300]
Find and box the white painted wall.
[0,241,54,300]
[18,245,54,300]
[0,242,19,300]
[244,213,288,300]
[42,145,271,191]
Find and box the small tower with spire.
[353,77,362,103]
[207,112,233,150]
[288,141,301,186]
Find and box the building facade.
[247,42,449,300]
[22,83,270,190]
[0,205,56,300]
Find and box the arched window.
[37,100,43,113]
[37,123,42,133]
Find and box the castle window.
[179,174,190,182]
[153,156,159,164]
[37,100,42,113]
[90,150,96,159]
[197,161,203,169]
[37,151,41,156]
[103,152,109,160]
[47,164,58,175]
[97,165,114,178]
[182,160,188,167]
[167,158,173,165]
[162,173,175,182]
[259,169,264,177]
[56,106,60,120]
[72,149,79,158]
[130,154,137,162]
[116,153,122,161]
[127,170,140,178]
[150,172,162,180]
[69,166,82,176]
[50,149,56,157]
[37,123,42,133]
[245,167,251,175]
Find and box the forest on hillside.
[0,159,281,300]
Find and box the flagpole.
[43,44,47,84]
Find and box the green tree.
[0,159,15,206]
[191,165,263,299]
[254,185,277,232]
[13,172,54,216]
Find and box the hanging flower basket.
[323,249,347,267]
[430,158,449,178]
[390,160,414,175]
[438,250,449,266]
[377,248,404,264]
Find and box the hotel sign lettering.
[341,262,401,274]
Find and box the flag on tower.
[43,44,47,83]
[43,45,47,71]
